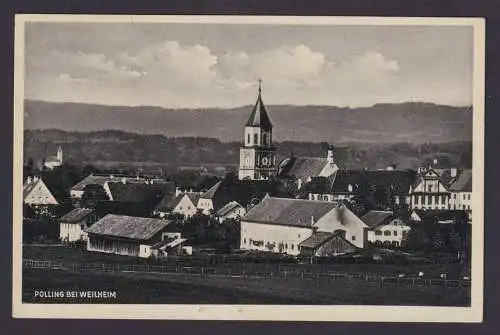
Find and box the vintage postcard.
[12,15,485,322]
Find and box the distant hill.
[24,100,472,144]
[24,129,472,173]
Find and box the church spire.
[245,79,273,129]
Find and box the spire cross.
[258,78,262,95]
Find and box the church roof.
[245,89,273,129]
[448,169,472,192]
[278,157,328,180]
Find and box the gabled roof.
[242,196,338,228]
[245,91,273,129]
[185,192,202,206]
[299,231,335,249]
[60,208,94,223]
[106,182,170,203]
[23,177,58,204]
[216,201,243,217]
[360,210,394,228]
[299,231,360,251]
[449,169,472,192]
[331,169,417,194]
[278,157,329,180]
[86,214,172,241]
[155,194,183,212]
[200,181,222,200]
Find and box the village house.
[298,231,361,258]
[240,195,369,256]
[197,181,233,215]
[409,166,458,210]
[59,208,99,242]
[85,214,179,258]
[154,191,202,219]
[361,210,411,248]
[277,145,339,191]
[448,169,472,211]
[216,201,246,223]
[23,176,58,206]
[302,169,416,208]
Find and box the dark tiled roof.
[449,169,472,192]
[200,181,222,200]
[298,176,335,198]
[331,169,417,194]
[60,208,94,223]
[155,194,183,212]
[278,157,329,180]
[186,193,202,206]
[243,196,338,227]
[107,182,169,203]
[86,214,171,241]
[245,92,273,129]
[360,210,394,228]
[216,201,243,216]
[299,232,334,248]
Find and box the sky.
[24,22,474,108]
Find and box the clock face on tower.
[260,153,273,167]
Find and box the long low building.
[85,214,178,258]
[240,195,369,256]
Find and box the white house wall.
[173,195,198,217]
[240,221,313,256]
[313,207,367,248]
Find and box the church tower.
[238,80,276,180]
[56,145,63,162]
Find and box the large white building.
[59,208,98,242]
[238,81,277,181]
[240,195,369,256]
[448,169,472,211]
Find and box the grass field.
[23,246,470,279]
[22,246,471,306]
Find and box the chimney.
[433,158,438,166]
[175,187,182,197]
[347,184,353,193]
[26,176,32,184]
[451,167,457,178]
[33,175,39,182]
[327,145,335,164]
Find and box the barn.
[86,214,177,258]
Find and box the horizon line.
[24,98,473,111]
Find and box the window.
[414,196,419,205]
[468,194,471,200]
[244,238,246,244]
[393,231,398,236]
[351,235,356,241]
[298,234,301,238]
[402,231,407,238]
[384,231,391,236]
[463,194,466,200]
[285,243,288,249]
[427,196,431,205]
[375,230,382,236]
[254,134,258,145]
[291,244,294,250]
[263,133,268,146]
[442,195,447,204]
[188,206,191,210]
[428,185,433,192]
[247,133,250,144]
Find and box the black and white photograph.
[12,15,485,322]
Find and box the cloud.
[29,40,463,108]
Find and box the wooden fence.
[23,259,471,288]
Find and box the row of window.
[247,133,271,146]
[374,230,408,237]
[414,195,448,205]
[242,238,296,250]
